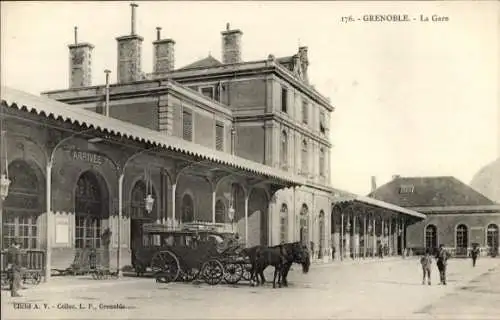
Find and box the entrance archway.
[487,224,499,256]
[300,204,309,246]
[181,194,194,223]
[74,171,108,249]
[456,224,468,256]
[3,160,44,249]
[318,210,325,258]
[130,180,157,261]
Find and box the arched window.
[456,224,468,256]
[300,204,309,245]
[75,171,104,249]
[487,224,499,255]
[3,160,41,249]
[281,131,288,169]
[425,224,437,251]
[319,148,325,177]
[181,194,194,223]
[215,200,225,223]
[280,203,288,243]
[301,139,308,175]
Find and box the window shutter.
[215,122,224,151]
[183,110,193,141]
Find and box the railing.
[1,249,46,273]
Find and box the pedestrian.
[471,244,480,267]
[378,243,384,259]
[7,238,23,297]
[420,249,433,285]
[332,246,336,260]
[435,244,450,285]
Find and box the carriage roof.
[143,223,233,238]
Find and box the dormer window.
[399,185,414,194]
[200,85,220,102]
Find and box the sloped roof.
[368,176,496,208]
[0,86,304,186]
[179,55,223,70]
[470,157,500,203]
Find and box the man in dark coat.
[471,244,480,267]
[7,239,23,297]
[435,244,450,285]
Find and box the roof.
[332,192,426,219]
[0,86,304,186]
[369,176,496,208]
[179,55,223,70]
[470,157,500,203]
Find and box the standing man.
[471,244,480,267]
[436,244,450,285]
[7,238,23,297]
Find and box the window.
[200,86,214,100]
[319,148,325,177]
[301,139,308,175]
[215,200,225,223]
[399,185,414,194]
[215,122,224,151]
[183,110,193,141]
[280,204,288,243]
[3,160,41,249]
[456,224,468,255]
[425,225,437,251]
[181,194,194,223]
[3,215,38,249]
[302,100,308,124]
[75,216,101,249]
[281,131,288,169]
[319,111,326,134]
[281,87,288,113]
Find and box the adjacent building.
[369,175,500,257]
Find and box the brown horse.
[253,244,288,288]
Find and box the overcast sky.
[1,1,498,195]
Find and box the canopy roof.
[1,86,304,186]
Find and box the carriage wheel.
[223,263,243,284]
[201,259,224,285]
[242,264,253,281]
[151,250,180,283]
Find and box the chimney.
[392,174,401,180]
[153,27,176,73]
[371,176,377,192]
[104,69,111,117]
[298,46,309,83]
[68,26,94,88]
[116,3,143,83]
[221,23,243,64]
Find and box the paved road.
[2,258,499,319]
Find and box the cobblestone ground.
[2,258,499,320]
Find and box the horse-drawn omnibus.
[133,222,252,285]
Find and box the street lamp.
[346,221,351,233]
[145,194,155,214]
[0,174,10,200]
[367,224,373,234]
[228,206,235,233]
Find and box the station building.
[0,4,427,279]
[369,175,500,257]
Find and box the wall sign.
[71,150,104,165]
[55,216,70,244]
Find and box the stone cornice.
[409,205,500,213]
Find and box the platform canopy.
[1,86,305,189]
[331,189,426,219]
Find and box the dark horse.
[247,242,310,288]
[240,245,266,285]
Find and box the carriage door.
[130,181,156,264]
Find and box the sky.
[1,1,499,195]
